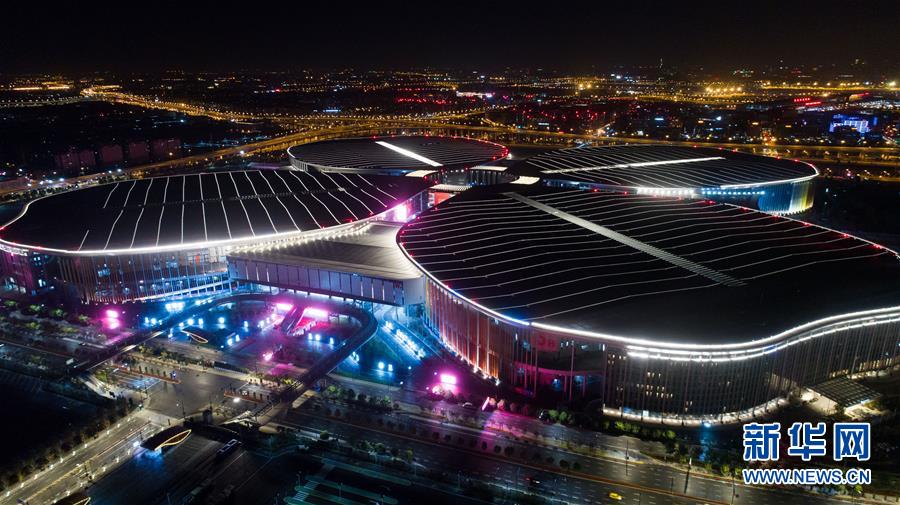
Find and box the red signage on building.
[534,334,559,352]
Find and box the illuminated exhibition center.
[2,137,898,423]
[0,169,430,303]
[511,144,818,214]
[400,184,900,422]
[287,135,509,175]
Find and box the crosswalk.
[107,366,161,391]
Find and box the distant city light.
[439,373,458,385]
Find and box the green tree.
[5,472,21,488]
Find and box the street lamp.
[625,439,629,475]
[731,471,736,504]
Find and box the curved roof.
[1,170,430,254]
[513,144,817,189]
[287,135,508,173]
[398,185,900,345]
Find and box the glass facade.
[550,178,815,215]
[693,179,815,213]
[0,246,50,296]
[56,247,230,303]
[424,278,900,419]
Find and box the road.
[84,431,255,504]
[85,428,491,505]
[286,406,709,505]
[284,398,859,505]
[5,412,162,505]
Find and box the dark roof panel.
[399,185,900,344]
[1,170,430,252]
[512,145,817,189]
[288,135,508,173]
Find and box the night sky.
[2,0,899,73]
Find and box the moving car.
[216,438,241,459]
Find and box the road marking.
[289,411,728,505]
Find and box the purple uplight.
[302,307,328,320]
